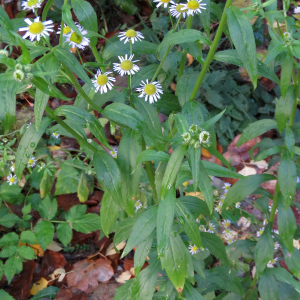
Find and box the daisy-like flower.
[7,174,17,186]
[13,70,25,82]
[170,1,188,18]
[10,162,15,172]
[222,219,231,228]
[66,26,90,50]
[214,201,223,213]
[113,54,140,76]
[26,122,31,128]
[27,156,36,168]
[223,183,231,190]
[182,0,207,16]
[19,17,54,42]
[213,190,219,197]
[199,130,210,144]
[274,242,280,250]
[189,124,198,134]
[136,79,163,104]
[295,6,300,13]
[57,22,82,36]
[118,29,144,44]
[227,237,234,244]
[188,244,200,255]
[235,202,241,208]
[52,132,60,139]
[182,132,191,144]
[92,69,116,94]
[2,138,8,143]
[87,139,92,143]
[263,218,268,226]
[196,217,200,224]
[153,0,172,8]
[223,228,232,237]
[207,222,215,233]
[0,49,9,57]
[134,200,142,212]
[199,225,206,232]
[256,227,265,237]
[267,257,278,268]
[110,148,118,158]
[21,0,42,12]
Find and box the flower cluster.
[182,124,210,148]
[13,63,33,83]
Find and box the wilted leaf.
[30,278,48,295]
[106,241,126,256]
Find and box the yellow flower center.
[10,177,15,183]
[29,22,44,34]
[135,201,140,207]
[63,26,71,35]
[144,84,156,95]
[176,4,188,12]
[187,0,200,9]
[161,0,171,3]
[125,29,137,38]
[224,229,230,234]
[70,32,83,44]
[216,205,221,210]
[28,159,33,164]
[27,0,39,6]
[259,230,263,235]
[120,60,133,71]
[111,150,116,155]
[97,74,108,86]
[192,246,198,252]
[53,133,58,136]
[182,181,189,186]
[225,222,229,227]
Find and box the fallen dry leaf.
[115,271,132,284]
[67,259,114,293]
[55,289,73,300]
[238,167,257,176]
[293,239,300,250]
[185,191,205,201]
[47,241,63,252]
[30,277,48,295]
[201,148,211,158]
[106,241,126,256]
[49,268,66,282]
[40,250,67,278]
[237,216,251,231]
[19,242,44,257]
[170,82,177,92]
[249,160,268,169]
[187,53,193,66]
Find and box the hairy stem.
[189,0,233,100]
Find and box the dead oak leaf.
[67,259,114,293]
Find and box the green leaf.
[18,246,36,260]
[184,281,206,300]
[131,64,159,88]
[161,145,188,200]
[158,29,211,53]
[135,150,170,166]
[100,192,120,236]
[201,110,226,131]
[285,127,295,155]
[0,246,17,258]
[77,172,90,203]
[0,232,19,247]
[182,101,205,127]
[177,196,211,217]
[0,290,14,300]
[177,75,199,106]
[254,224,274,276]
[280,53,293,97]
[174,114,190,135]
[38,195,57,220]
[40,170,53,199]
[53,47,93,87]
[236,119,277,147]
[18,37,31,64]
[269,267,300,293]
[15,117,52,179]
[152,92,181,115]
[277,194,296,252]
[62,3,82,36]
[134,232,154,277]
[3,256,22,284]
[202,232,229,265]
[226,7,258,88]
[114,0,137,15]
[176,200,203,249]
[114,280,134,300]
[42,0,55,21]
[0,214,21,228]
[201,161,244,179]
[157,187,176,254]
[258,271,279,300]
[187,147,201,193]
[30,287,59,300]
[131,257,161,300]
[34,220,55,250]
[278,150,297,209]
[57,223,72,246]
[160,233,188,290]
[265,43,287,63]
[198,160,214,214]
[122,207,158,258]
[72,214,101,233]
[103,103,144,130]
[223,174,275,208]
[20,231,37,245]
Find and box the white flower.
[2,138,8,143]
[66,26,90,50]
[27,156,36,168]
[214,202,223,213]
[294,6,300,13]
[134,200,142,212]
[199,130,210,144]
[227,237,234,244]
[263,219,268,226]
[207,222,215,233]
[110,148,118,158]
[10,162,15,172]
[19,17,54,42]
[223,228,232,237]
[181,0,207,16]
[273,229,279,235]
[256,227,265,237]
[222,219,231,228]
[26,122,31,128]
[199,225,206,232]
[13,70,25,82]
[182,132,191,143]
[92,69,115,94]
[0,49,9,57]
[87,139,92,143]
[57,22,82,36]
[274,242,280,250]
[196,217,200,224]
[170,1,188,18]
[52,132,60,139]
[188,244,200,255]
[136,79,163,104]
[21,0,42,12]
[267,257,278,268]
[113,54,140,76]
[118,29,144,44]
[7,174,17,186]
[223,183,231,190]
[153,0,172,8]
[235,202,241,208]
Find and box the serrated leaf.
[56,223,72,246]
[38,195,57,220]
[4,256,23,284]
[0,232,19,247]
[0,290,15,300]
[18,246,36,260]
[20,231,38,245]
[0,214,21,228]
[72,214,101,233]
[34,220,54,250]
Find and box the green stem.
[142,139,158,204]
[289,70,300,127]
[59,0,68,45]
[91,46,106,73]
[189,0,233,101]
[243,276,258,300]
[61,62,104,114]
[45,106,98,153]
